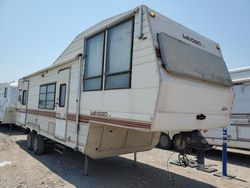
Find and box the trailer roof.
[230,66,250,73]
[52,7,136,66]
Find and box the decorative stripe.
[16,108,27,113]
[27,109,56,118]
[79,114,151,129]
[18,108,151,129]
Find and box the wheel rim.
[27,134,32,148]
[33,136,38,152]
[160,136,168,147]
[175,136,185,150]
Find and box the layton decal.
[182,34,204,47]
[90,111,109,117]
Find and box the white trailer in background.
[0,82,18,124]
[203,67,250,150]
[16,5,233,174]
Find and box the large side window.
[105,19,133,89]
[59,84,66,107]
[38,83,56,110]
[83,32,105,91]
[22,90,27,105]
[4,88,8,98]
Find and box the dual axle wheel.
[158,133,187,151]
[27,132,45,155]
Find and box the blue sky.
[0,0,249,82]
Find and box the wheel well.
[161,132,167,137]
[172,133,180,141]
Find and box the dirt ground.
[0,125,249,188]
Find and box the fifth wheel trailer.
[0,82,18,124]
[202,67,250,150]
[15,5,234,173]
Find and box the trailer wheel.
[33,134,45,155]
[173,134,187,151]
[27,132,33,150]
[158,133,172,149]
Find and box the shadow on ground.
[1,125,215,188]
[0,124,26,136]
[205,148,250,168]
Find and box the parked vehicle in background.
[15,5,233,174]
[0,82,18,124]
[203,67,250,150]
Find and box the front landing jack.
[171,130,217,173]
[133,152,137,166]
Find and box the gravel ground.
[0,125,249,188]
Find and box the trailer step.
[53,144,66,154]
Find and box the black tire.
[173,134,187,151]
[158,133,172,149]
[27,132,33,150]
[33,134,45,155]
[24,128,30,134]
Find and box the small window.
[18,90,22,102]
[105,19,133,89]
[4,88,8,98]
[22,90,27,105]
[38,83,56,110]
[83,32,105,91]
[59,84,66,107]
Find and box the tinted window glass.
[105,73,130,89]
[83,77,102,91]
[38,83,56,110]
[22,90,27,105]
[105,19,133,89]
[83,32,105,91]
[59,84,66,107]
[106,20,133,74]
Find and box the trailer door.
[16,80,29,126]
[55,68,70,140]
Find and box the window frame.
[83,31,106,92]
[59,83,66,107]
[104,18,134,90]
[38,83,56,110]
[82,17,134,92]
[22,90,27,105]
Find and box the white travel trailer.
[0,82,18,124]
[203,67,250,150]
[16,5,233,173]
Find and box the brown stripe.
[23,109,151,129]
[16,108,27,113]
[79,114,151,129]
[27,109,56,118]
